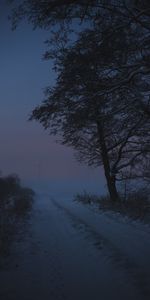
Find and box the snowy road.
[0,193,150,300]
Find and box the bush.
[74,188,150,223]
[0,174,35,262]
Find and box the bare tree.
[30,25,149,200]
[9,0,150,197]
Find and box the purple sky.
[0,2,104,188]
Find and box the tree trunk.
[106,175,119,202]
[97,121,120,202]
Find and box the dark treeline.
[0,174,34,265]
[9,0,150,201]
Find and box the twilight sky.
[0,1,104,189]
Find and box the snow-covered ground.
[0,191,150,300]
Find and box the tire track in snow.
[51,198,150,300]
